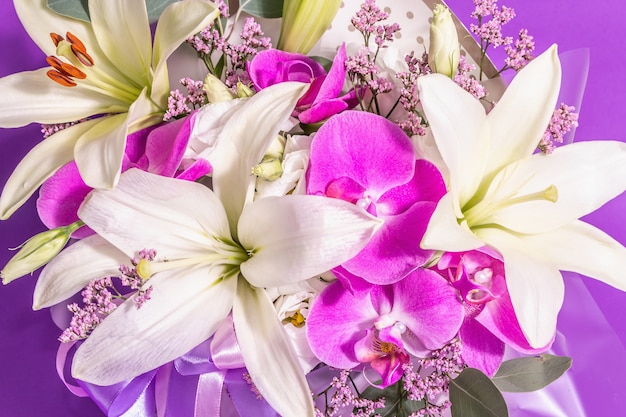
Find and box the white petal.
[73,268,237,385]
[238,195,381,287]
[89,0,152,87]
[421,193,485,252]
[484,45,561,178]
[211,82,308,237]
[519,220,626,291]
[151,0,220,104]
[417,73,489,207]
[34,235,128,309]
[232,281,315,417]
[476,227,564,348]
[79,169,230,258]
[0,69,127,127]
[483,140,626,234]
[0,119,102,220]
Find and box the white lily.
[34,83,381,417]
[0,0,220,219]
[418,45,626,348]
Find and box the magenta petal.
[298,98,349,124]
[144,115,195,177]
[36,162,94,239]
[476,292,553,354]
[376,159,446,216]
[174,159,211,181]
[459,318,505,377]
[370,350,409,387]
[390,268,463,352]
[247,49,325,89]
[316,43,348,101]
[332,265,374,294]
[325,176,365,202]
[342,202,436,284]
[307,111,415,198]
[307,281,380,369]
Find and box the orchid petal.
[79,169,230,258]
[34,235,128,309]
[417,73,488,208]
[210,82,308,237]
[151,0,220,104]
[484,45,561,178]
[144,116,193,177]
[476,228,564,348]
[482,141,626,234]
[306,280,379,369]
[421,193,485,252]
[0,69,127,127]
[458,319,504,377]
[248,50,325,89]
[0,118,102,220]
[316,43,348,100]
[518,220,626,292]
[239,195,381,287]
[233,280,315,417]
[307,111,415,198]
[89,0,152,87]
[72,269,236,385]
[298,98,349,124]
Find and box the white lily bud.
[203,73,234,103]
[1,221,83,284]
[278,0,341,54]
[428,4,460,78]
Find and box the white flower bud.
[278,0,341,54]
[203,73,234,103]
[428,5,461,78]
[1,221,82,284]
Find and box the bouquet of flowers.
[2,0,626,416]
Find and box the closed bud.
[252,158,284,181]
[428,5,460,78]
[203,73,234,103]
[278,0,341,54]
[1,221,83,284]
[237,82,255,98]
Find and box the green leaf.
[47,0,176,23]
[360,383,425,417]
[145,0,178,23]
[492,354,572,393]
[47,0,90,22]
[450,368,508,417]
[240,0,284,18]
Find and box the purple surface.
[1,1,625,416]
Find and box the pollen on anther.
[72,46,94,66]
[47,69,77,87]
[50,32,64,47]
[65,32,86,50]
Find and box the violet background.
[0,0,625,416]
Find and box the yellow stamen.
[282,310,306,328]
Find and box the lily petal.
[0,118,103,220]
[151,0,220,104]
[239,195,381,287]
[417,73,488,208]
[484,45,561,178]
[79,169,230,259]
[517,220,626,292]
[0,69,127,127]
[211,82,308,237]
[88,0,152,87]
[476,227,564,348]
[233,280,315,417]
[72,268,237,385]
[482,140,626,234]
[34,235,128,309]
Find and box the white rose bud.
[428,4,461,78]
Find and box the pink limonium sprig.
[59,249,157,343]
[314,370,386,417]
[163,77,206,121]
[538,103,579,154]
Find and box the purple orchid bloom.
[247,44,357,124]
[306,268,463,387]
[306,111,446,285]
[36,115,211,238]
[436,248,552,376]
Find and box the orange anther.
[46,69,77,87]
[71,45,95,66]
[65,32,86,50]
[60,63,86,79]
[50,33,64,47]
[46,56,64,71]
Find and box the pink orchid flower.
[247,44,357,124]
[436,248,551,376]
[306,111,446,284]
[37,115,211,238]
[306,268,463,387]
